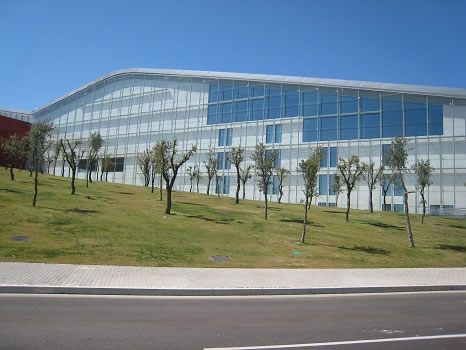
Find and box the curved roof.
[33,68,466,114]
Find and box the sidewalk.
[0,262,465,296]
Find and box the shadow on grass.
[449,224,466,230]
[337,245,390,255]
[254,205,281,211]
[280,218,323,227]
[178,201,208,207]
[186,214,234,225]
[323,210,345,214]
[360,220,404,231]
[436,244,466,253]
[40,206,100,214]
[0,188,22,193]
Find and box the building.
[0,109,32,168]
[2,69,466,216]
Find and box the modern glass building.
[10,69,466,216]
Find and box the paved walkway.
[0,262,465,296]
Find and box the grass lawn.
[0,167,465,268]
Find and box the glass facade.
[31,70,466,216]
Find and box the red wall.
[0,114,31,168]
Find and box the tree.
[153,141,165,200]
[251,143,277,220]
[52,139,62,176]
[384,136,415,248]
[239,164,253,200]
[149,145,160,194]
[187,166,195,192]
[332,173,343,208]
[29,122,54,206]
[86,132,103,188]
[413,159,434,224]
[228,146,245,204]
[0,134,30,180]
[61,139,84,194]
[274,166,290,204]
[362,162,384,213]
[297,147,323,244]
[159,139,196,214]
[137,148,151,187]
[193,166,201,193]
[203,148,217,196]
[338,155,365,222]
[100,152,114,182]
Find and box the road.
[0,292,465,349]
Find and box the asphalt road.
[0,292,465,350]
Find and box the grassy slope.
[0,168,465,268]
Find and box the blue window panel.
[321,94,337,115]
[274,149,281,167]
[251,86,265,97]
[330,147,337,167]
[219,103,232,124]
[223,176,230,194]
[302,92,318,117]
[361,113,380,139]
[394,176,403,196]
[319,175,328,195]
[207,105,217,125]
[272,175,279,195]
[219,84,233,101]
[249,99,264,121]
[382,144,391,166]
[234,101,248,122]
[394,204,404,212]
[382,100,403,138]
[218,129,225,146]
[234,86,249,99]
[208,84,218,103]
[329,174,336,195]
[217,152,224,170]
[224,152,232,169]
[320,147,328,168]
[340,95,358,114]
[320,117,337,141]
[382,175,392,193]
[226,128,233,146]
[382,204,392,212]
[266,125,274,144]
[339,114,358,140]
[267,95,282,119]
[405,102,427,136]
[284,91,299,117]
[274,124,282,143]
[216,176,223,194]
[303,118,318,142]
[428,104,443,136]
[360,97,380,112]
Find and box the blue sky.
[1,0,465,110]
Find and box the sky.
[1,0,465,111]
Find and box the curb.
[1,285,465,296]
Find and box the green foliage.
[0,134,30,179]
[337,155,365,221]
[251,143,277,195]
[298,147,323,204]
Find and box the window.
[226,128,233,146]
[234,101,248,122]
[217,152,224,170]
[234,85,249,99]
[218,129,225,146]
[216,176,230,194]
[382,144,391,166]
[340,95,358,114]
[219,103,232,124]
[250,99,264,121]
[265,149,280,167]
[428,104,443,135]
[329,174,336,195]
[339,114,358,140]
[360,97,380,112]
[251,85,265,97]
[394,176,403,196]
[208,84,218,103]
[224,152,231,170]
[321,94,337,115]
[330,147,338,167]
[319,175,328,195]
[207,105,217,125]
[284,90,299,117]
[219,84,233,102]
[383,204,392,212]
[269,175,279,195]
[394,204,404,212]
[405,102,427,136]
[320,117,337,141]
[266,124,282,144]
[112,157,124,172]
[361,113,380,139]
[382,100,403,138]
[267,89,281,119]
[303,118,318,142]
[302,92,318,116]
[216,176,223,194]
[318,202,327,207]
[321,148,328,168]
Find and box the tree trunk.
[207,178,211,195]
[151,175,155,193]
[196,180,199,193]
[89,168,93,184]
[61,161,65,177]
[235,168,240,204]
[105,172,108,182]
[402,182,415,248]
[71,168,76,195]
[278,188,283,204]
[264,192,268,220]
[53,159,57,176]
[190,180,192,192]
[301,196,308,243]
[159,174,163,201]
[86,168,89,188]
[420,189,426,224]
[383,191,387,211]
[10,166,14,181]
[100,170,103,182]
[165,186,172,214]
[32,159,39,207]
[335,193,339,208]
[369,188,373,213]
[346,191,351,222]
[242,182,246,200]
